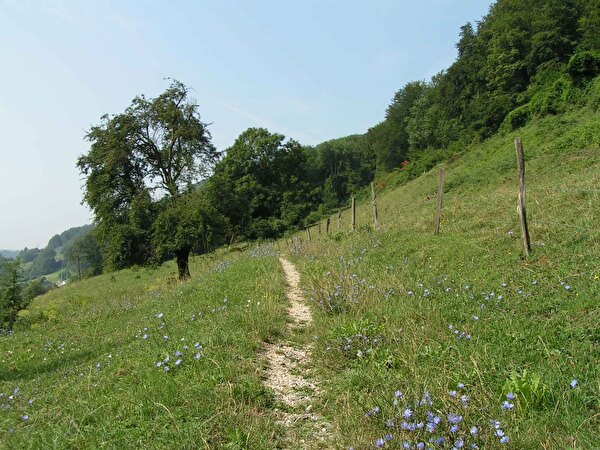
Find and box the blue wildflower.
[570,379,578,388]
[403,408,413,419]
[500,436,509,444]
[470,426,478,435]
[506,392,515,400]
[375,438,385,448]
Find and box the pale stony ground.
[263,258,333,449]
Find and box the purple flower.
[454,438,464,448]
[501,401,514,410]
[21,415,29,421]
[449,390,457,397]
[417,443,425,450]
[495,429,505,437]
[470,426,478,435]
[457,383,465,389]
[450,424,459,433]
[385,434,393,441]
[175,359,182,366]
[506,392,515,400]
[570,379,578,388]
[375,438,385,448]
[395,390,404,399]
[500,436,509,444]
[155,312,164,319]
[403,408,413,419]
[460,395,468,406]
[448,412,462,424]
[194,342,201,349]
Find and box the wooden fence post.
[515,137,531,257]
[433,169,446,235]
[326,217,330,234]
[306,227,312,242]
[351,197,356,230]
[338,209,342,229]
[371,182,380,230]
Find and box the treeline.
[60,0,600,285]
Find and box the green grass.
[292,109,599,449]
[2,108,599,449]
[1,246,290,448]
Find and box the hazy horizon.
[0,0,493,250]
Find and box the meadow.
[1,108,599,449]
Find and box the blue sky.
[0,0,493,249]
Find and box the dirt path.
[263,258,332,448]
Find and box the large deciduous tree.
[78,80,218,278]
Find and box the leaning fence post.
[338,209,342,229]
[326,217,330,234]
[433,169,446,235]
[351,197,356,230]
[371,182,380,230]
[306,227,312,242]
[515,137,531,257]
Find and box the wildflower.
[570,379,578,388]
[450,424,459,433]
[454,438,464,448]
[460,395,468,406]
[497,295,503,300]
[357,350,364,358]
[501,282,507,288]
[96,362,101,369]
[470,426,478,435]
[403,408,413,419]
[28,399,33,406]
[21,415,29,421]
[385,434,393,441]
[175,359,182,366]
[395,390,404,399]
[386,420,395,428]
[174,351,183,357]
[416,443,425,450]
[183,345,189,350]
[142,334,149,340]
[155,361,162,367]
[495,429,505,437]
[532,280,537,285]
[448,413,462,424]
[155,313,164,319]
[163,335,169,341]
[501,401,514,410]
[565,285,571,291]
[500,436,509,444]
[373,406,380,414]
[194,342,201,349]
[194,352,201,359]
[449,390,457,397]
[163,366,170,372]
[472,316,479,321]
[506,392,515,400]
[457,383,465,389]
[436,437,444,445]
[375,438,385,448]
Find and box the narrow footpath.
[263,258,332,448]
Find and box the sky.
[0,0,493,250]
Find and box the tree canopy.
[78,80,219,278]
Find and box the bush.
[502,104,532,131]
[568,51,600,83]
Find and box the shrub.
[568,51,600,83]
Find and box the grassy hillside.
[1,109,598,448]
[1,247,290,448]
[294,109,599,448]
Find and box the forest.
[2,0,600,328]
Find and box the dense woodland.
[2,0,600,329]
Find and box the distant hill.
[0,249,19,259]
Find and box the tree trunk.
[175,248,191,280]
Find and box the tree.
[153,191,230,279]
[0,258,22,330]
[210,128,309,239]
[78,80,218,278]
